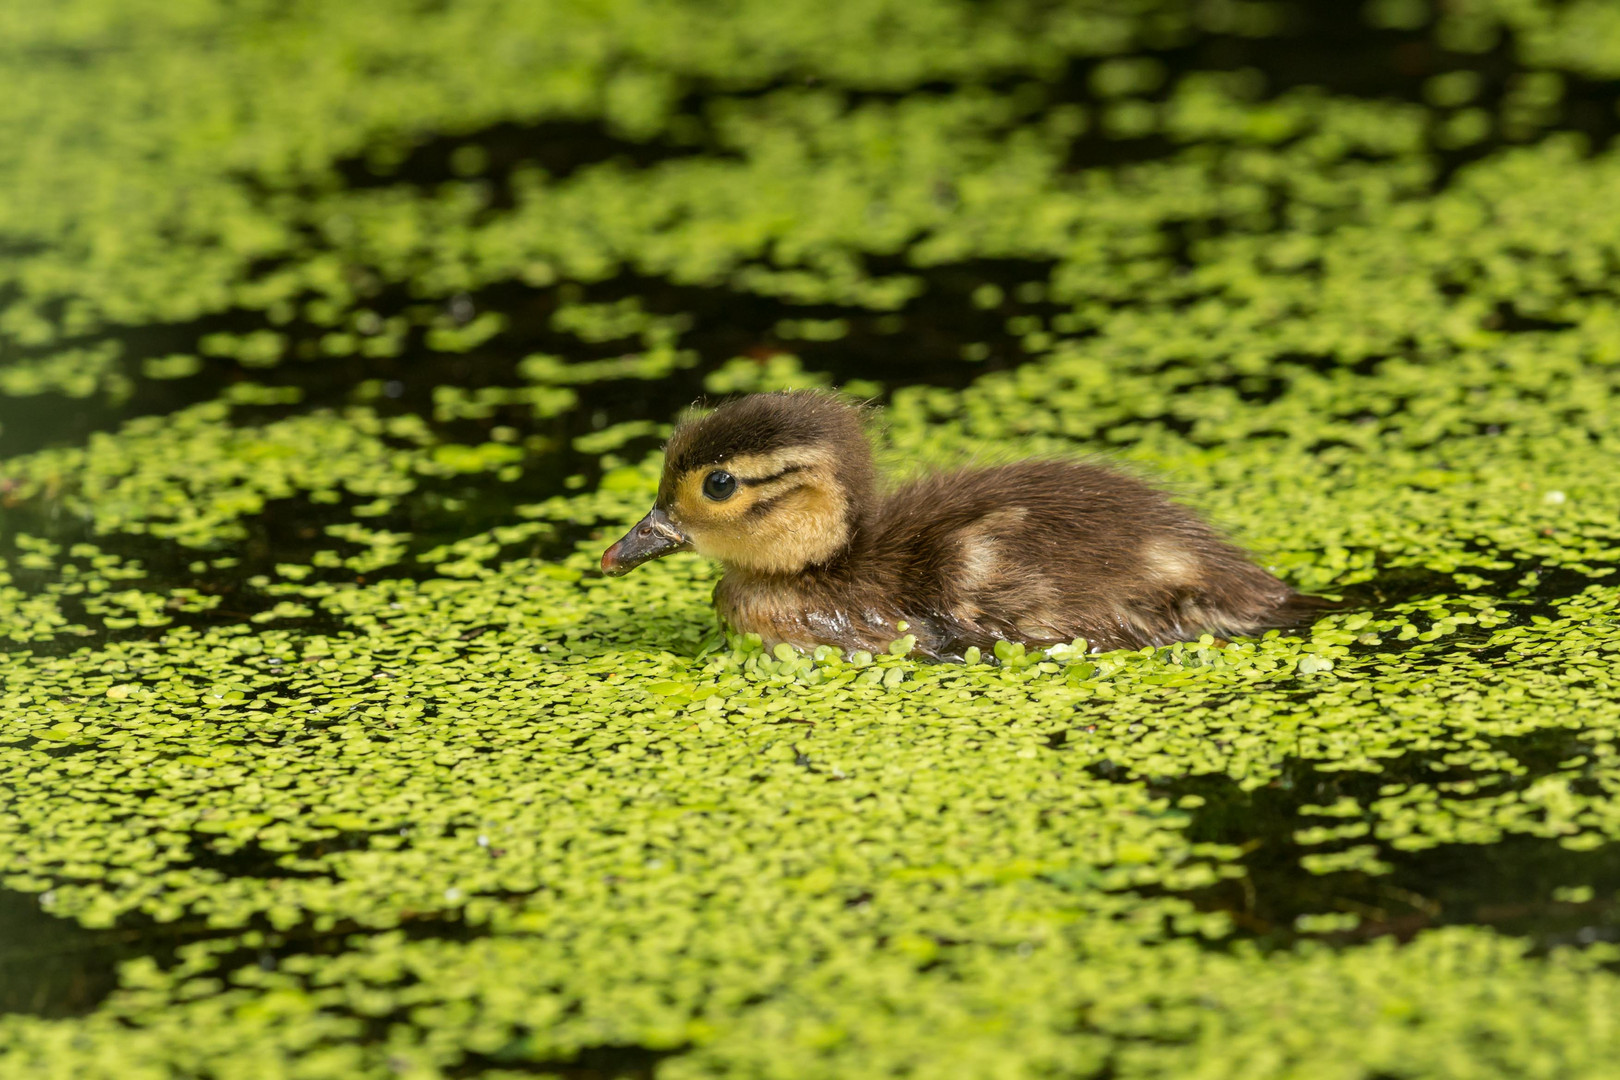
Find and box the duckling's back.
[860,459,1303,657]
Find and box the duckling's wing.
[872,460,1315,653]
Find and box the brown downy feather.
[602,391,1322,659]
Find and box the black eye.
[702,470,737,501]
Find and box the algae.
[3,0,1620,1076]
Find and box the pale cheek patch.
[689,483,849,574]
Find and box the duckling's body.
[603,392,1315,659]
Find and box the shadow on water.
[2,0,1620,1038]
[0,254,1063,657]
[1322,542,1612,629]
[1065,556,1620,955]
[1042,3,1620,183]
[8,0,1620,462]
[1151,730,1620,954]
[0,888,130,1017]
[307,5,1620,198]
[0,255,1061,462]
[449,1044,683,1079]
[330,117,717,208]
[2,862,686,1078]
[0,876,498,1019]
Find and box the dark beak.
[601,507,691,576]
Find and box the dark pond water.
[2,6,1619,1074]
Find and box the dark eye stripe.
[739,464,805,487]
[744,486,802,518]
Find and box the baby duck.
[601,391,1315,659]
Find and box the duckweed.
[3,0,1620,1077]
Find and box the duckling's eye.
[702,470,737,501]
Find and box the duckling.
[601,391,1318,659]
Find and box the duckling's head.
[602,391,874,578]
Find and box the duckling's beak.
[601,507,691,576]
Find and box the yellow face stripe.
[669,446,838,519]
[713,449,819,484]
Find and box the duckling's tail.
[1268,591,1344,631]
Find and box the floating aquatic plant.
[3,0,1620,1076]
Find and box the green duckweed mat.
[3,0,1620,1076]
